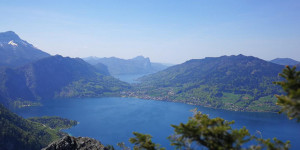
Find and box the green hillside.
[28,116,77,131]
[0,104,76,150]
[132,55,285,112]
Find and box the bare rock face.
[42,136,106,150]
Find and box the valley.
[0,31,299,149]
[1,1,300,149]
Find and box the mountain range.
[0,55,130,106]
[0,31,132,107]
[83,56,169,75]
[0,31,50,68]
[0,31,292,112]
[270,58,300,66]
[0,31,296,149]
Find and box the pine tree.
[274,66,300,121]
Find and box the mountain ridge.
[83,56,169,75]
[270,58,300,66]
[130,54,285,112]
[0,55,130,106]
[0,31,50,68]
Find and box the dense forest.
[28,116,77,131]
[0,104,77,150]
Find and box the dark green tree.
[124,110,289,150]
[274,66,300,121]
[169,109,251,149]
[168,109,289,150]
[129,132,165,150]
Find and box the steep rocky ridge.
[0,31,50,68]
[42,136,106,150]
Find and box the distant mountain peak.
[270,58,299,66]
[133,55,146,59]
[0,31,50,67]
[198,54,255,62]
[1,31,18,36]
[83,56,168,75]
[131,56,150,62]
[0,31,21,41]
[0,31,32,48]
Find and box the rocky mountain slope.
[0,31,50,68]
[42,136,106,150]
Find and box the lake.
[14,97,300,149]
[114,73,149,83]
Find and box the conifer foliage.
[125,109,290,150]
[274,66,300,121]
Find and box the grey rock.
[42,136,106,150]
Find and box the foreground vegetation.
[0,105,77,150]
[274,66,300,121]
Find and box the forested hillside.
[131,55,285,112]
[0,104,76,150]
[0,55,130,107]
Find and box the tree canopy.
[274,66,300,121]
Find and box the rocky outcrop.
[42,136,106,150]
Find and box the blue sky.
[1,0,299,63]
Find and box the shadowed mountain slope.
[0,55,130,106]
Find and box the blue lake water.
[14,97,300,149]
[114,74,149,83]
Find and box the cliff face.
[83,56,168,75]
[42,136,106,150]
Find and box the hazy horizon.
[1,0,299,64]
